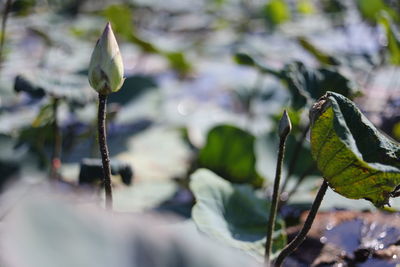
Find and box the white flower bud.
[88,22,124,95]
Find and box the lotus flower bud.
[278,110,292,138]
[88,22,124,95]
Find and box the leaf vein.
[320,143,346,172]
[326,158,357,180]
[315,127,334,160]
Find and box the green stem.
[98,94,113,210]
[0,0,12,69]
[265,130,290,263]
[274,180,328,267]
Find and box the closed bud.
[88,22,124,95]
[278,110,292,138]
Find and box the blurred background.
[1,0,400,266]
[0,0,400,207]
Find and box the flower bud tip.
[279,109,292,138]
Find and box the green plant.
[88,22,125,210]
[271,91,400,266]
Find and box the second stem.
[265,111,291,263]
[274,180,329,266]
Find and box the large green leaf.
[190,169,286,261]
[309,92,400,206]
[197,125,264,187]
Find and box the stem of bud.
[265,110,292,263]
[98,94,113,210]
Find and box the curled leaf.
[310,92,400,206]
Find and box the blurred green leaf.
[356,0,397,23]
[190,169,286,261]
[310,92,400,207]
[102,5,134,38]
[281,61,359,110]
[197,125,264,188]
[297,0,315,15]
[378,12,400,65]
[297,37,340,66]
[163,51,192,76]
[32,103,54,128]
[263,0,291,26]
